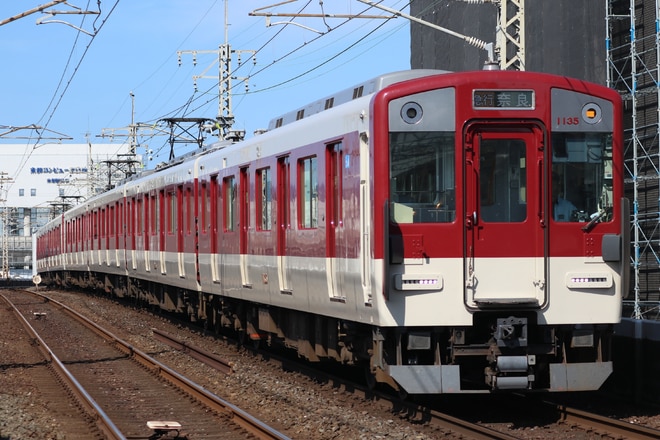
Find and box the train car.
[35,69,628,394]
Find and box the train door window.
[159,190,165,250]
[224,176,236,231]
[119,201,123,248]
[389,132,455,223]
[298,155,318,229]
[167,189,177,235]
[257,167,272,231]
[210,175,219,253]
[200,181,208,233]
[551,133,613,223]
[135,199,144,234]
[109,205,115,237]
[101,207,108,250]
[144,195,150,236]
[156,191,165,235]
[93,210,98,240]
[327,142,343,228]
[206,181,212,232]
[277,156,291,231]
[185,186,193,235]
[143,196,150,251]
[240,167,250,258]
[127,199,132,237]
[479,139,527,222]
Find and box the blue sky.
[0,1,410,163]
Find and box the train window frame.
[256,166,272,231]
[298,155,318,229]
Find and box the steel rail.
[154,325,521,439]
[557,404,660,439]
[28,290,291,440]
[0,292,124,440]
[151,327,235,374]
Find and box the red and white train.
[35,69,628,394]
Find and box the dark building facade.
[410,0,607,83]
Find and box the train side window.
[389,132,455,223]
[224,176,236,231]
[257,167,272,231]
[298,156,318,229]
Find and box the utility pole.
[178,0,255,141]
[495,0,525,71]
[0,172,14,279]
[98,92,166,169]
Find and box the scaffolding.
[606,0,660,319]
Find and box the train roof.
[266,69,447,131]
[100,70,450,190]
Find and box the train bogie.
[35,69,626,395]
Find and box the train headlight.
[581,103,602,124]
[401,102,423,124]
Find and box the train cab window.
[389,132,455,224]
[299,156,318,229]
[551,133,613,223]
[257,167,272,231]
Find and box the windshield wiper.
[581,209,608,232]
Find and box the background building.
[410,1,606,83]
[0,142,137,278]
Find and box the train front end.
[370,70,626,393]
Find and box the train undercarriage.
[44,269,614,394]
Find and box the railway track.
[138,319,660,440]
[555,402,660,439]
[1,289,290,440]
[143,309,660,440]
[8,287,660,440]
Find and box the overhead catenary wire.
[157,1,410,127]
[8,0,121,193]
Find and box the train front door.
[463,124,547,307]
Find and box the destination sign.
[473,90,535,109]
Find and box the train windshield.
[389,132,455,224]
[551,132,613,223]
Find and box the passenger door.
[464,123,547,307]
